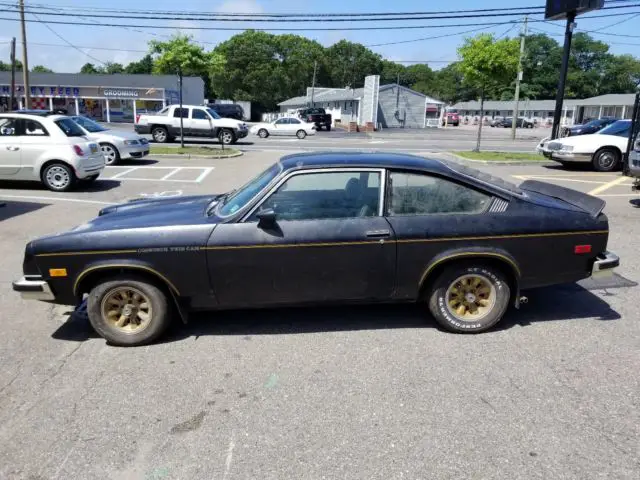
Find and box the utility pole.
[19,0,31,109]
[551,12,576,140]
[310,60,317,106]
[511,16,528,140]
[10,37,16,111]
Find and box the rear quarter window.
[54,118,86,137]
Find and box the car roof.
[278,152,523,195]
[0,112,59,121]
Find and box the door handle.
[6,146,19,151]
[366,229,391,238]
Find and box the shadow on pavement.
[51,281,626,344]
[0,200,49,221]
[0,179,121,193]
[116,159,159,166]
[542,163,594,172]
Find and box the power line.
[589,11,640,32]
[528,26,640,45]
[365,23,506,47]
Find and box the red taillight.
[73,145,85,156]
[135,114,140,124]
[574,245,592,254]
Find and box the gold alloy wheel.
[445,274,496,321]
[100,286,152,334]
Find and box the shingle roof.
[577,93,637,106]
[279,87,365,107]
[453,93,638,111]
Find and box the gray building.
[452,93,637,126]
[278,75,443,129]
[0,72,204,123]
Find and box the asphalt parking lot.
[0,151,639,480]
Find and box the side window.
[0,118,19,136]
[191,109,209,120]
[275,118,288,125]
[251,171,381,221]
[289,118,301,124]
[24,120,49,136]
[388,172,490,216]
[173,108,188,118]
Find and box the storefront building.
[0,72,204,123]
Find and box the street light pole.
[511,16,528,140]
[551,12,576,140]
[178,70,184,148]
[10,37,16,111]
[310,60,317,107]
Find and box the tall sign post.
[546,0,605,140]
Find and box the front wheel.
[326,125,331,131]
[426,263,511,333]
[87,275,172,346]
[296,129,307,139]
[152,126,169,143]
[100,143,120,165]
[41,162,76,192]
[219,129,236,145]
[592,148,620,172]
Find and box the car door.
[383,170,496,300]
[190,108,214,137]
[271,118,289,136]
[20,118,54,173]
[171,107,189,135]
[207,168,397,307]
[0,117,22,176]
[287,118,304,135]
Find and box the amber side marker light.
[49,268,68,277]
[574,245,592,254]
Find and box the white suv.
[0,113,105,191]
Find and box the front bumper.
[591,251,619,278]
[544,151,592,163]
[13,276,55,301]
[236,129,248,139]
[121,143,150,159]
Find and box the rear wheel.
[296,129,307,139]
[326,125,331,131]
[592,148,620,172]
[41,162,76,192]
[258,128,269,138]
[87,275,172,346]
[426,262,511,333]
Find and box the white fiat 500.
[0,113,105,191]
[70,115,149,165]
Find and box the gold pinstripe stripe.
[35,230,609,257]
[73,264,180,296]
[418,252,521,288]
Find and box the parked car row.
[490,117,535,128]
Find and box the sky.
[0,0,638,73]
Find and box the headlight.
[560,145,574,152]
[124,140,140,146]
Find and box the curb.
[443,152,554,166]
[149,151,244,160]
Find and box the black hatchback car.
[13,152,618,346]
[207,103,245,120]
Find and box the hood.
[72,195,219,232]
[87,128,145,142]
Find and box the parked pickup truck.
[297,107,332,131]
[134,105,249,145]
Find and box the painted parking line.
[588,176,630,196]
[104,166,214,183]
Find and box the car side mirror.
[257,208,277,228]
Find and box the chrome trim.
[12,276,55,301]
[591,251,619,278]
[378,168,387,217]
[241,167,386,222]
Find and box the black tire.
[426,262,511,333]
[87,274,172,346]
[592,147,621,172]
[41,162,76,192]
[326,125,331,131]
[152,126,169,143]
[219,128,236,145]
[258,128,269,138]
[296,129,307,139]
[100,143,120,165]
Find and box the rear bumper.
[591,251,619,278]
[76,154,105,179]
[13,276,55,301]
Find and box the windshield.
[71,116,107,132]
[55,118,86,137]
[599,120,631,137]
[206,108,221,119]
[218,162,283,216]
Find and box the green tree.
[150,34,223,146]
[566,33,610,98]
[600,54,640,94]
[324,40,383,88]
[125,54,154,74]
[31,65,53,73]
[79,63,99,74]
[458,33,519,150]
[521,34,562,99]
[103,62,125,74]
[0,59,23,71]
[405,64,435,94]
